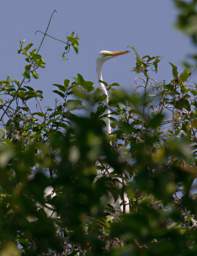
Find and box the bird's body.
[96,50,130,213]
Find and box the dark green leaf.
[170,62,179,80]
[53,90,65,98]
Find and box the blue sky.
[0,0,193,105]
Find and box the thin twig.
[35,30,67,45]
[36,9,57,53]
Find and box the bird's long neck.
[97,64,112,134]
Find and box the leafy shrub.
[0,7,196,255]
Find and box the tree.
[0,4,196,256]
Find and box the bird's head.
[97,50,129,66]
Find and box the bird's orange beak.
[103,50,129,57]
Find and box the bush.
[0,7,196,255]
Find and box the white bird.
[96,50,129,134]
[96,50,130,213]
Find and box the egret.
[96,50,129,134]
[96,50,130,213]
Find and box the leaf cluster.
[0,26,196,256]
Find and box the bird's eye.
[102,53,110,57]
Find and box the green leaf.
[64,79,70,90]
[75,73,94,91]
[67,32,79,54]
[33,112,46,117]
[23,64,31,79]
[96,105,106,117]
[170,62,179,80]
[23,43,33,52]
[53,83,66,92]
[147,112,164,128]
[0,98,4,105]
[75,73,84,84]
[190,89,197,95]
[66,99,82,110]
[53,90,65,98]
[19,42,33,55]
[71,86,87,99]
[109,82,120,88]
[153,56,160,72]
[31,70,39,79]
[30,50,45,68]
[175,97,191,111]
[179,68,191,82]
[191,119,197,128]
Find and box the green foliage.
[0,11,196,255]
[62,32,80,60]
[18,41,45,80]
[130,46,160,78]
[174,0,197,43]
[174,0,197,67]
